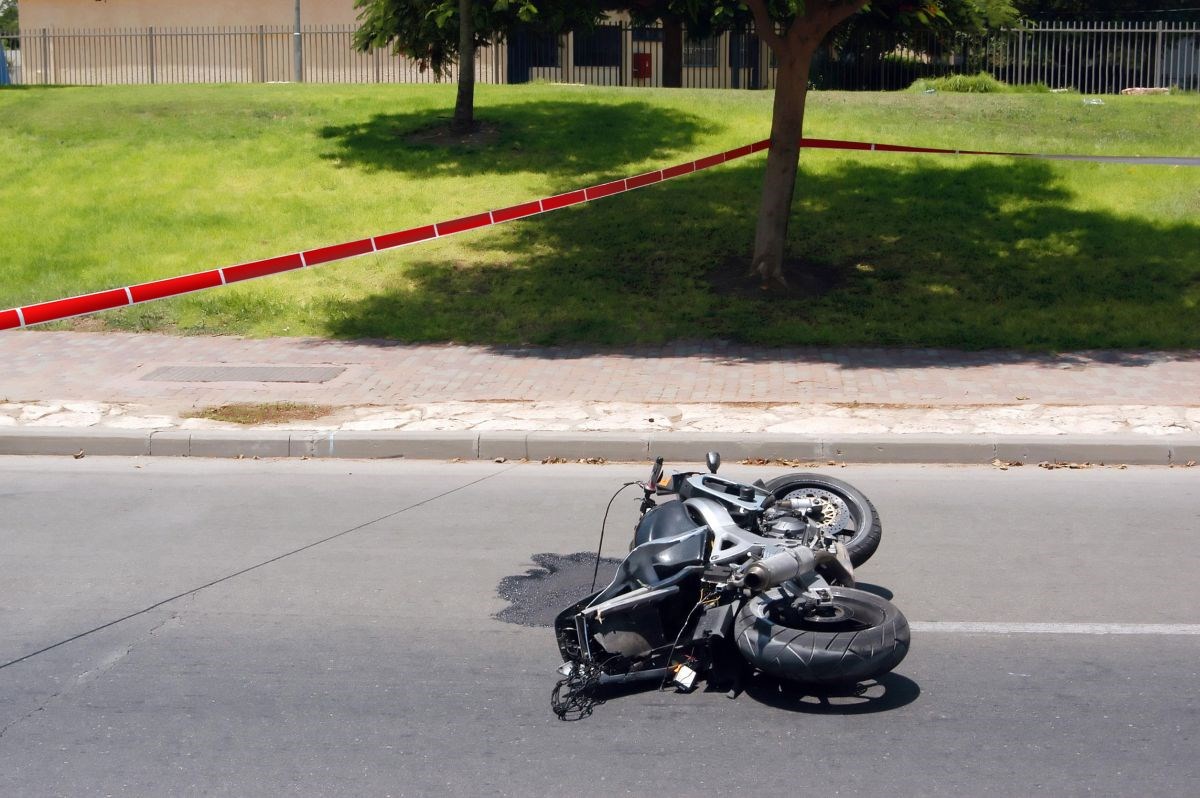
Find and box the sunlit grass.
[1,83,1197,349]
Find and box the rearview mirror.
[706,451,721,474]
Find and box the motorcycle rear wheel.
[763,473,882,567]
[734,587,910,686]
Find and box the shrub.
[909,71,1007,93]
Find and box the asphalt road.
[1,458,1198,797]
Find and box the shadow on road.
[584,670,920,716]
[855,582,895,600]
[741,672,920,714]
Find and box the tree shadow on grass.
[318,99,708,183]
[321,156,1200,360]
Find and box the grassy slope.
[1,83,1197,349]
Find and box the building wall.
[18,0,359,31]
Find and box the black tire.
[763,473,882,567]
[734,587,910,686]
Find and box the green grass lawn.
[1,83,1198,349]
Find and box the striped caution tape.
[2,135,1196,331]
[801,137,1200,166]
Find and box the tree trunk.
[661,16,683,88]
[453,0,476,133]
[750,50,813,286]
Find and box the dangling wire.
[551,662,604,721]
[591,482,640,592]
[657,595,709,693]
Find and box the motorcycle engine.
[764,516,808,540]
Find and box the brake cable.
[590,481,640,592]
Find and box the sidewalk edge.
[1,429,1195,465]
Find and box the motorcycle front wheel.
[763,473,882,567]
[734,587,910,686]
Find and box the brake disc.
[781,486,852,535]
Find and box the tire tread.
[735,587,910,685]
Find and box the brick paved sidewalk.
[4,331,1200,455]
[3,331,1200,409]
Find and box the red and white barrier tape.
[3,136,1196,331]
[801,137,1200,166]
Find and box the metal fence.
[988,20,1200,94]
[0,26,504,86]
[1,20,1198,93]
[812,21,1200,92]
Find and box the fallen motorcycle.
[552,453,909,718]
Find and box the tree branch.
[744,0,785,54]
[825,0,872,28]
[787,0,871,47]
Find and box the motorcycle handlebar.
[648,457,664,489]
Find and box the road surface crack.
[0,608,181,747]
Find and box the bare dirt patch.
[185,402,335,425]
[405,120,502,148]
[707,255,849,300]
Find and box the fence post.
[40,28,49,85]
[256,25,265,83]
[759,34,771,90]
[148,27,156,84]
[293,1,303,82]
[1018,27,1026,85]
[562,33,572,83]
[622,24,632,87]
[1154,20,1164,87]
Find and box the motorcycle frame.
[564,496,851,671]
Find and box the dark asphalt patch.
[495,552,621,628]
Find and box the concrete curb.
[1,428,1197,465]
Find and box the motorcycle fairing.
[632,500,698,548]
[587,527,707,610]
[555,528,707,663]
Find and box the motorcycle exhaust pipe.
[743,548,816,591]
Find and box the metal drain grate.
[142,365,346,383]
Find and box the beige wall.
[19,0,360,31]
